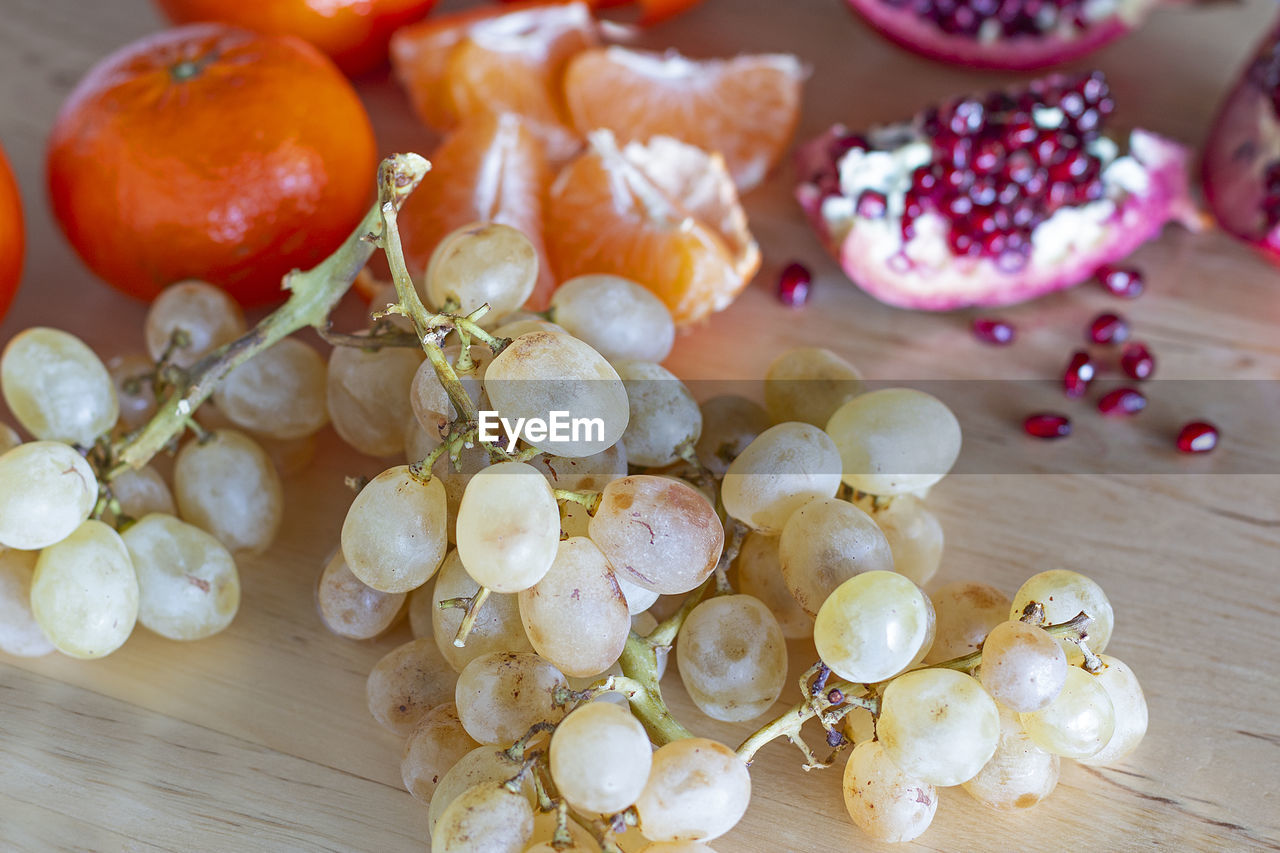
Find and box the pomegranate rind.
[843,0,1149,71]
[1202,34,1280,265]
[796,127,1195,311]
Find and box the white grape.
[764,346,864,427]
[813,570,934,683]
[106,352,158,431]
[367,637,457,737]
[340,464,447,593]
[734,531,812,639]
[326,342,422,457]
[144,280,245,368]
[962,706,1060,810]
[30,520,138,659]
[212,337,328,439]
[425,222,538,328]
[173,429,282,554]
[429,550,532,672]
[401,702,480,804]
[778,496,894,617]
[1,326,118,444]
[0,548,54,657]
[613,360,701,467]
[841,740,937,842]
[978,620,1068,712]
[878,668,1000,786]
[694,395,771,477]
[1076,655,1148,766]
[530,442,627,493]
[549,274,675,363]
[431,781,534,853]
[721,422,841,534]
[676,594,787,722]
[0,440,98,550]
[550,702,652,814]
[1020,665,1116,759]
[854,493,944,587]
[925,581,1011,664]
[634,738,751,842]
[454,651,568,745]
[315,548,406,640]
[826,388,961,496]
[108,464,175,522]
[456,461,560,593]
[428,745,530,833]
[1010,569,1114,663]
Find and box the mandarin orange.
[0,142,23,320]
[47,24,377,307]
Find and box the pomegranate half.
[1202,17,1280,266]
[844,0,1160,70]
[795,72,1196,311]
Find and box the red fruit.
[1097,387,1146,416]
[1120,341,1154,379]
[1087,312,1130,344]
[1203,16,1280,266]
[1096,264,1144,298]
[1176,421,1218,453]
[795,73,1197,311]
[1062,350,1094,398]
[1024,412,1071,438]
[842,0,1160,71]
[778,261,812,307]
[972,317,1015,345]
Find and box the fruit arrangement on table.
[0,0,1272,850]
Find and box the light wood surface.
[2,0,1279,851]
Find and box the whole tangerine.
[47,24,378,307]
[0,142,23,321]
[154,0,439,76]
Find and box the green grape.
[634,738,751,842]
[549,274,675,363]
[30,520,138,659]
[676,594,787,722]
[340,464,448,593]
[826,388,961,496]
[1,326,118,444]
[367,637,457,737]
[424,222,538,328]
[1020,666,1115,759]
[842,740,937,842]
[721,422,841,534]
[813,571,934,683]
[0,440,98,550]
[878,668,1000,786]
[764,346,864,427]
[779,496,893,617]
[550,702,652,814]
[456,461,560,593]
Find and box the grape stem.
[450,586,491,647]
[107,154,432,477]
[552,488,601,513]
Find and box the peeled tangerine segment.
[0,440,98,550]
[31,519,138,659]
[342,465,448,594]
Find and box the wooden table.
[2,0,1279,850]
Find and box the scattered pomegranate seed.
[1062,350,1095,398]
[1176,421,1219,453]
[1097,387,1146,416]
[1088,312,1130,344]
[1120,341,1155,380]
[778,262,811,307]
[1096,265,1144,299]
[972,317,1016,345]
[1024,413,1072,439]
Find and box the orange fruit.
[390,1,598,162]
[47,24,377,307]
[0,142,24,321]
[153,0,439,75]
[563,46,805,190]
[546,130,759,325]
[398,113,557,309]
[500,0,705,25]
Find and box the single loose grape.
[677,594,787,722]
[878,668,1000,786]
[431,782,535,853]
[813,571,934,683]
[962,707,1060,810]
[1020,665,1116,759]
[106,352,158,430]
[854,493,944,587]
[173,430,282,555]
[735,532,812,639]
[326,342,422,457]
[588,476,724,595]
[30,520,138,659]
[401,702,480,804]
[367,637,457,737]
[764,347,864,427]
[1076,655,1148,766]
[0,440,98,550]
[428,745,531,833]
[1,327,118,444]
[456,462,560,593]
[826,388,961,496]
[721,422,842,534]
[979,620,1068,712]
[0,548,54,657]
[613,360,701,467]
[122,513,239,641]
[694,395,771,477]
[455,651,568,745]
[429,551,532,672]
[842,740,937,843]
[316,549,405,640]
[212,337,328,439]
[1010,569,1114,663]
[341,464,447,593]
[425,223,538,328]
[779,497,894,617]
[143,280,246,368]
[549,274,675,363]
[108,465,175,522]
[519,537,629,677]
[483,331,628,457]
[634,738,751,842]
[550,702,653,814]
[925,581,1011,664]
[530,442,627,492]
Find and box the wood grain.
[2,0,1280,851]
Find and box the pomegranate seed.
[1096,265,1144,299]
[1024,413,1072,439]
[1176,421,1219,453]
[1120,342,1155,380]
[1088,312,1130,344]
[1062,350,1095,398]
[777,262,811,308]
[1097,387,1146,416]
[856,190,888,219]
[972,317,1016,345]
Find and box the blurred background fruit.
[0,142,22,322]
[153,0,439,75]
[46,24,377,307]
